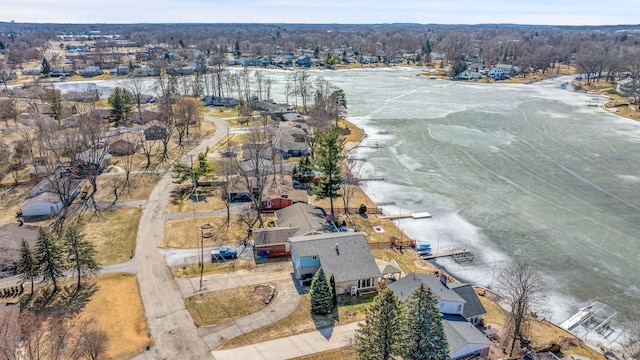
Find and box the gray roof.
[444,315,492,355]
[378,263,402,276]
[389,273,466,303]
[450,283,487,319]
[276,203,331,236]
[23,191,62,207]
[253,227,299,246]
[290,232,381,283]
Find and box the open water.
[56,69,639,331]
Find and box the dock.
[377,212,432,220]
[422,248,473,262]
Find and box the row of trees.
[355,287,449,360]
[18,223,99,295]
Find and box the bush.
[358,204,367,214]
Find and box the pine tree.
[404,284,449,360]
[108,87,134,125]
[329,274,337,307]
[310,267,334,315]
[312,128,345,217]
[35,227,65,293]
[41,58,51,76]
[63,222,99,291]
[355,288,407,360]
[17,239,38,296]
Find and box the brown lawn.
[79,208,142,265]
[162,215,246,248]
[185,284,275,327]
[95,173,161,203]
[167,185,226,213]
[172,257,257,277]
[217,293,371,350]
[82,273,149,360]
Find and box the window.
[358,278,372,288]
[457,304,462,312]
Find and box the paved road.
[209,322,360,360]
[133,115,230,360]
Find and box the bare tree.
[0,98,18,127]
[235,126,272,228]
[124,76,148,122]
[341,173,360,215]
[77,109,112,211]
[497,262,547,357]
[0,304,19,360]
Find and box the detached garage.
[21,192,64,217]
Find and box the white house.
[389,273,492,360]
[20,175,83,217]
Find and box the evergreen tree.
[310,267,334,315]
[35,227,66,293]
[404,284,449,360]
[329,88,347,127]
[312,128,345,217]
[63,222,99,291]
[355,288,406,360]
[108,87,135,125]
[41,58,51,76]
[17,239,38,296]
[291,155,315,185]
[329,274,337,307]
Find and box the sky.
[3,0,640,26]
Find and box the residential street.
[132,114,229,360]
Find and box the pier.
[422,248,473,262]
[377,212,432,220]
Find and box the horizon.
[3,1,640,26]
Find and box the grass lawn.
[371,248,435,275]
[161,215,246,248]
[185,283,275,327]
[95,173,161,202]
[79,208,142,265]
[172,258,256,277]
[218,293,372,350]
[290,347,356,360]
[167,185,226,213]
[0,183,33,226]
[82,273,149,360]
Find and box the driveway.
[209,322,360,360]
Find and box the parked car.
[211,247,237,261]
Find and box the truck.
[211,246,237,262]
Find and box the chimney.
[335,243,340,255]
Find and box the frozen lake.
[57,68,639,331]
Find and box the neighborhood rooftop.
[289,232,381,283]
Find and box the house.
[21,175,83,217]
[455,70,472,81]
[281,141,309,158]
[108,133,142,156]
[252,227,299,259]
[274,203,333,236]
[262,189,308,211]
[202,96,239,107]
[389,273,492,360]
[449,283,487,325]
[290,232,382,294]
[241,142,273,161]
[80,66,103,77]
[488,64,517,80]
[296,56,311,67]
[144,121,167,141]
[74,149,111,176]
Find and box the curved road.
[133,114,230,360]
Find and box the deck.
[421,248,473,262]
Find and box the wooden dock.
[422,248,473,262]
[378,212,432,220]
